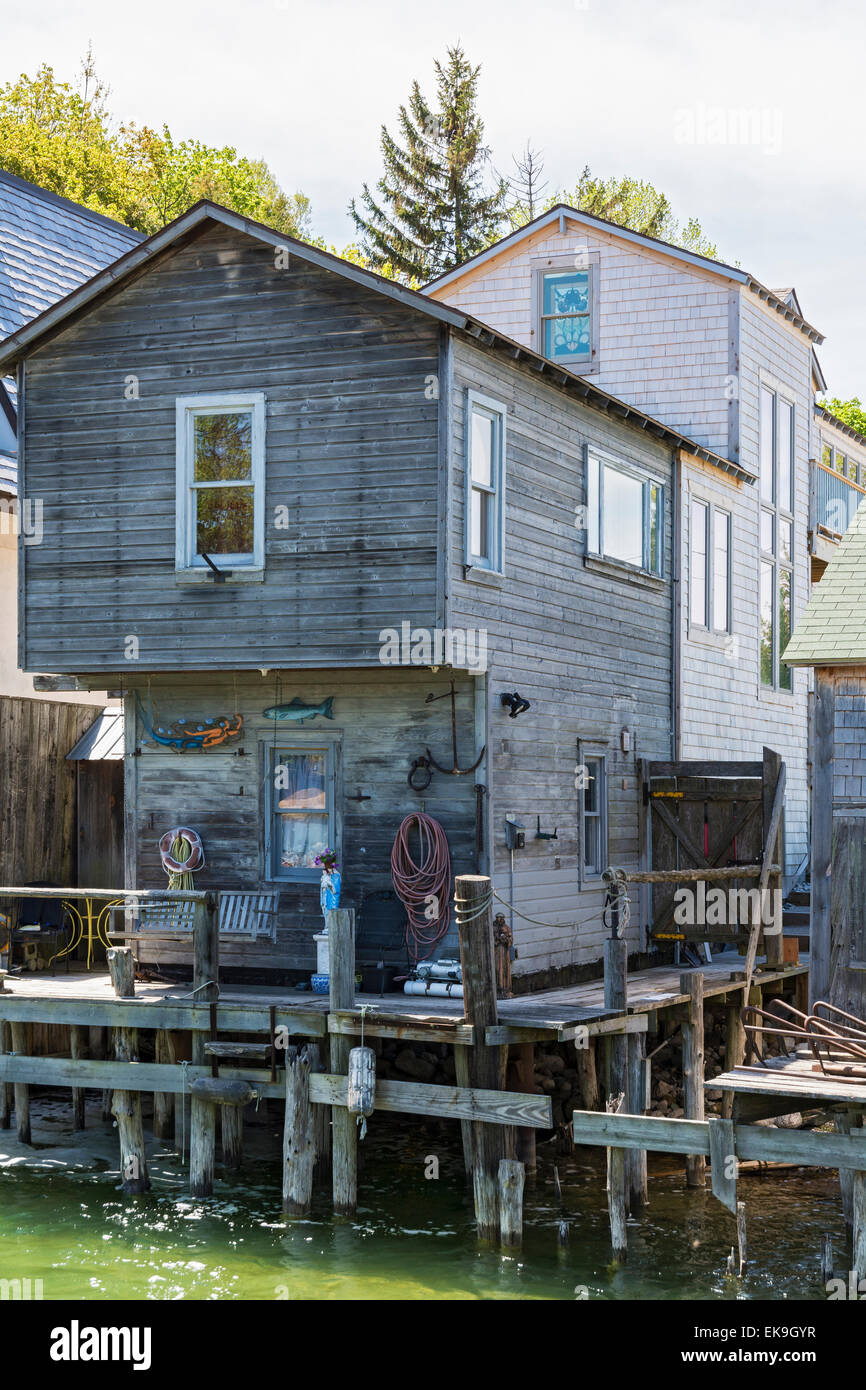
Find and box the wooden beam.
[311,1073,553,1127]
[0,995,325,1035]
[329,1013,475,1045]
[647,761,763,779]
[572,1110,866,1166]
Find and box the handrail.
[814,459,866,495]
[0,886,207,902]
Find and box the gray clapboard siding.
[125,667,477,969]
[446,334,674,974]
[21,224,443,672]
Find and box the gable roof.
[0,169,145,339]
[424,203,824,344]
[814,402,866,452]
[783,502,866,667]
[0,198,756,484]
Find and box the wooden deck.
[0,952,808,1042]
[707,1049,866,1113]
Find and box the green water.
[0,1097,846,1300]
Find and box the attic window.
[533,257,599,372]
[176,393,265,573]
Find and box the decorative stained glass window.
[540,270,592,364]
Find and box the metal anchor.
[424,680,486,776]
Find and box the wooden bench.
[131,891,280,942]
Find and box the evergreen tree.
[350,45,505,283]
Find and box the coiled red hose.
[390,812,452,964]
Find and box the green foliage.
[0,51,311,238]
[504,164,718,259]
[350,44,506,282]
[820,397,866,438]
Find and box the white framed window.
[175,392,265,573]
[578,747,607,883]
[533,258,599,372]
[587,451,664,576]
[759,385,793,691]
[689,497,730,633]
[266,742,338,882]
[465,390,507,572]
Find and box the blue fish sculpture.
[263,696,335,724]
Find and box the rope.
[602,869,631,937]
[390,812,452,965]
[491,888,576,929]
[454,890,494,924]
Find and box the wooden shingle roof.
[784,502,866,667]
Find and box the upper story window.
[689,497,730,633]
[759,385,793,692]
[578,747,608,883]
[176,392,265,573]
[533,255,599,374]
[586,451,664,576]
[465,390,507,573]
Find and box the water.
[0,1098,845,1300]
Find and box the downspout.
[671,446,681,760]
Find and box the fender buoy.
[159,826,205,875]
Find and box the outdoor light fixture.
[500,691,531,718]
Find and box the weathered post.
[498,1158,525,1249]
[70,1025,86,1130]
[721,992,746,1121]
[681,971,706,1188]
[0,1019,11,1129]
[627,1030,649,1207]
[328,907,357,1215]
[107,947,149,1194]
[603,902,629,1259]
[190,893,218,1198]
[88,1025,112,1120]
[283,1045,315,1214]
[512,1043,537,1176]
[153,1030,175,1140]
[306,1040,330,1177]
[455,874,509,1242]
[221,1105,243,1170]
[763,748,784,968]
[10,1020,29,1144]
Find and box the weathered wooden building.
[426,207,846,889]
[784,503,866,1015]
[0,201,748,981]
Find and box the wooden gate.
[638,749,784,952]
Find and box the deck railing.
[813,459,866,541]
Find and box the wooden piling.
[106,948,149,1194]
[221,1105,243,1170]
[603,928,630,1253]
[456,874,509,1242]
[498,1158,525,1249]
[283,1045,315,1215]
[736,1200,747,1275]
[721,999,746,1121]
[680,971,706,1188]
[328,907,358,1215]
[627,1030,649,1207]
[190,893,219,1198]
[0,1019,11,1130]
[575,1035,600,1111]
[307,1040,330,1177]
[153,1030,175,1140]
[512,1042,537,1176]
[853,1169,866,1284]
[88,1025,112,1120]
[10,1020,29,1144]
[70,1025,86,1130]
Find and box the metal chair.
[8,883,72,975]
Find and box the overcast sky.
[5,0,865,395]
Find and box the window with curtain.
[269,746,334,880]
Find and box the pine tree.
[350,45,505,283]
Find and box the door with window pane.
[272,748,333,879]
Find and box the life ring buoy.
[159,826,205,875]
